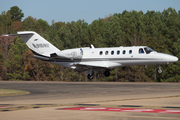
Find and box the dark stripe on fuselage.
[34,55,159,62]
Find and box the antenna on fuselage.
[90,44,95,49]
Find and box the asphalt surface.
[1,81,180,101]
[0,81,180,120]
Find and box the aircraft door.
[71,48,83,59]
[72,49,82,59]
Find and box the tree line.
[0,6,180,82]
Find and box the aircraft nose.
[169,56,178,62]
[173,56,178,62]
[159,53,179,63]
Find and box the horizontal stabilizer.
[3,32,34,36]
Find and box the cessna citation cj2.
[4,31,178,80]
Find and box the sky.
[0,0,180,25]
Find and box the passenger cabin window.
[139,48,144,54]
[111,51,114,55]
[123,50,126,54]
[129,50,132,54]
[144,47,154,54]
[105,51,108,55]
[99,51,103,55]
[117,50,120,55]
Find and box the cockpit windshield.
[144,47,154,54]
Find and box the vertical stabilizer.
[4,31,60,57]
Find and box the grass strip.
[0,89,30,96]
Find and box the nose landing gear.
[158,65,163,73]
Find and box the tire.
[104,70,110,77]
[87,74,94,80]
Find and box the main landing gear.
[87,71,94,80]
[87,68,94,80]
[87,69,111,80]
[104,70,110,77]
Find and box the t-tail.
[3,31,60,57]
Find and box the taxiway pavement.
[0,81,180,120]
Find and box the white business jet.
[4,31,178,80]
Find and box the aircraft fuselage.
[41,46,178,70]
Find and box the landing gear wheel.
[158,65,163,73]
[87,71,94,80]
[104,70,110,77]
[87,74,94,80]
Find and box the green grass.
[0,89,30,96]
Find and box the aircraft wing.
[72,64,106,72]
[72,61,122,72]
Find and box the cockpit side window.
[144,47,154,54]
[139,48,144,54]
